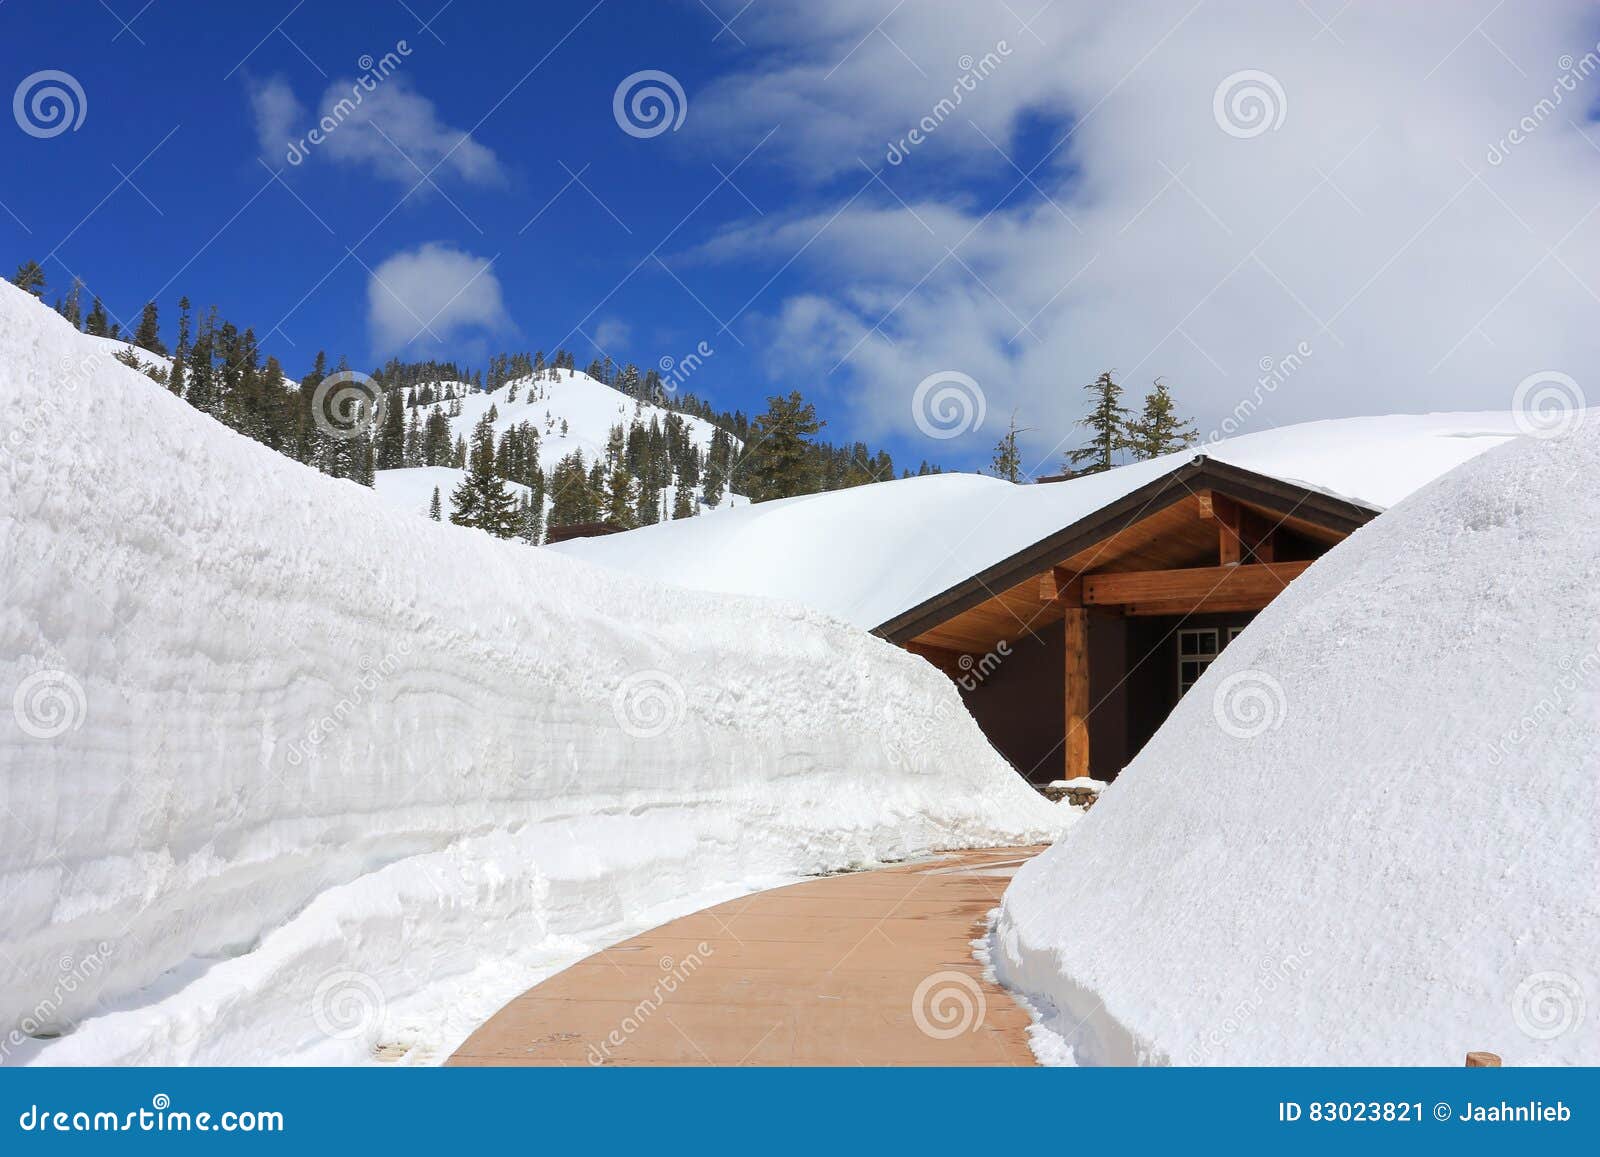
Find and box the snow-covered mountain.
[993,421,1600,1065]
[0,282,1057,1065]
[372,369,747,533]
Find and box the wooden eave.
[875,456,1378,650]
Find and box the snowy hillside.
[554,413,1527,630]
[373,370,747,534]
[421,370,735,477]
[992,423,1600,1065]
[0,282,1058,1065]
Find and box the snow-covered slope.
[0,283,1058,1065]
[554,414,1526,630]
[375,371,746,527]
[992,423,1600,1065]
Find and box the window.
[1177,627,1244,695]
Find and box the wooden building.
[874,456,1379,784]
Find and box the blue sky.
[6,1,1600,474]
[2,2,808,422]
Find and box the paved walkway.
[448,846,1046,1066]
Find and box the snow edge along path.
[0,284,1064,1065]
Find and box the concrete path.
[448,846,1046,1066]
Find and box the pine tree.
[58,277,83,328]
[671,481,694,519]
[84,296,109,337]
[10,261,45,297]
[133,301,166,355]
[701,428,730,507]
[450,415,520,538]
[375,386,406,470]
[168,297,191,396]
[1126,379,1197,460]
[429,486,442,521]
[603,465,638,529]
[991,414,1027,483]
[742,392,822,502]
[1064,371,1130,476]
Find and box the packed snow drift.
[992,422,1600,1065]
[0,283,1057,1065]
[554,413,1523,629]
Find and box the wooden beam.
[1083,560,1313,608]
[1039,566,1083,605]
[1200,491,1245,565]
[1063,608,1090,780]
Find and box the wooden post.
[1064,606,1090,780]
[1465,1051,1501,1067]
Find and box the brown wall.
[954,610,1258,784]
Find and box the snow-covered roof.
[551,413,1528,630]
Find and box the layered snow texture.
[0,284,1058,1065]
[993,423,1600,1065]
[556,414,1524,629]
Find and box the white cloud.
[314,75,504,185]
[247,76,304,164]
[694,1,1600,468]
[247,73,503,185]
[366,243,510,353]
[591,317,633,353]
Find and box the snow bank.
[993,423,1600,1065]
[554,414,1523,629]
[0,284,1058,1065]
